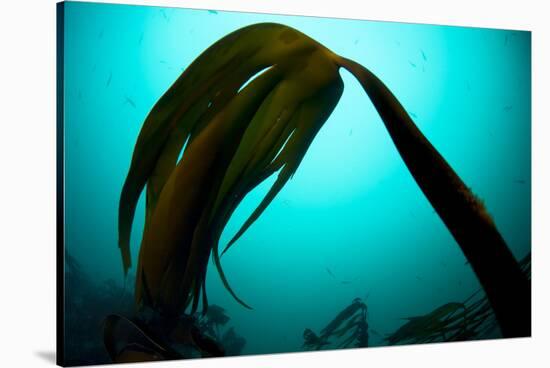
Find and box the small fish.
[124,96,136,109]
[160,60,167,64]
[504,34,509,45]
[326,268,336,279]
[340,276,358,285]
[421,50,427,61]
[349,129,353,136]
[503,105,513,112]
[514,179,526,184]
[354,39,359,45]
[415,275,423,281]
[208,10,218,15]
[98,29,104,39]
[395,40,401,46]
[408,61,417,68]
[138,32,144,45]
[106,71,112,87]
[160,9,169,22]
[409,112,417,119]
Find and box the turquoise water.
[62,1,531,360]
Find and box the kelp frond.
[121,23,343,316]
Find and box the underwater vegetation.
[303,298,369,350]
[64,252,245,364]
[103,302,246,362]
[386,302,469,345]
[113,22,530,360]
[195,305,247,356]
[386,253,531,345]
[303,253,530,352]
[64,253,135,365]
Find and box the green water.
[61,1,531,361]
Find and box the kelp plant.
[386,253,531,345]
[118,23,530,346]
[303,298,369,350]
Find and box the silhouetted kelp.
[103,311,223,362]
[116,22,529,353]
[303,298,369,350]
[64,253,242,364]
[386,253,531,345]
[102,301,246,362]
[386,302,467,345]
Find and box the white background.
[0,0,548,367]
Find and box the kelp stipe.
[335,57,530,338]
[118,23,529,342]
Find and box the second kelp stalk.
[336,56,530,338]
[387,253,531,345]
[118,23,529,337]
